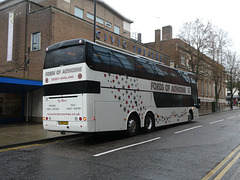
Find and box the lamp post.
[93,0,97,42]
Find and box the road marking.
[0,144,42,153]
[93,137,161,157]
[174,125,202,134]
[214,151,240,179]
[201,145,240,180]
[209,119,224,125]
[227,116,236,119]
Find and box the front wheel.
[126,116,139,137]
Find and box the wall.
[0,1,27,78]
[26,7,53,80]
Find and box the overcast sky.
[104,0,240,53]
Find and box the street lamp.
[93,0,97,42]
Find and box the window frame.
[74,6,84,19]
[31,31,41,51]
[114,25,120,34]
[105,21,112,28]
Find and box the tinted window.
[188,74,197,84]
[112,52,134,70]
[154,64,169,82]
[87,43,136,76]
[86,44,110,72]
[153,92,193,107]
[169,69,182,85]
[180,71,191,84]
[136,58,155,79]
[44,45,84,69]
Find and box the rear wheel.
[126,116,139,137]
[144,114,155,133]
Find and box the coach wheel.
[144,114,155,133]
[188,111,193,122]
[127,116,139,137]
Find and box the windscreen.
[44,45,85,69]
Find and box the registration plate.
[58,121,68,125]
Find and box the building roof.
[98,0,133,23]
[0,0,134,23]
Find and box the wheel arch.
[127,111,141,128]
[188,108,194,120]
[144,110,155,124]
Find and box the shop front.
[0,77,42,123]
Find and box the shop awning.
[0,77,42,93]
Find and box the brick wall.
[0,1,27,78]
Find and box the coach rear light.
[79,117,82,121]
[83,117,87,121]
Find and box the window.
[87,13,94,20]
[105,21,112,28]
[181,54,185,65]
[31,32,41,51]
[201,80,204,96]
[97,17,104,24]
[87,13,103,24]
[114,25,120,34]
[112,52,134,70]
[74,7,83,19]
[44,45,84,69]
[136,58,155,79]
[206,80,208,96]
[209,81,211,97]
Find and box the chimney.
[162,25,172,40]
[137,33,142,43]
[155,29,161,42]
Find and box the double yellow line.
[202,144,240,180]
[0,144,42,153]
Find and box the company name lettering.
[45,67,82,76]
[151,82,191,95]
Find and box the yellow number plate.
[58,121,68,125]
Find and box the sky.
[104,0,240,53]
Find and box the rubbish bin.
[212,102,216,112]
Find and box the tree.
[225,51,240,109]
[177,18,212,83]
[207,27,231,111]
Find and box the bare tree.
[177,18,212,82]
[207,27,231,111]
[225,51,240,109]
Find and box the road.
[1,110,240,180]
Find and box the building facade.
[0,0,170,123]
[145,26,227,111]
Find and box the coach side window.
[111,52,135,76]
[154,64,169,82]
[87,44,110,72]
[136,58,155,80]
[180,71,191,84]
[169,69,183,85]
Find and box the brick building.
[0,0,170,123]
[146,26,227,111]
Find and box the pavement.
[0,106,239,149]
